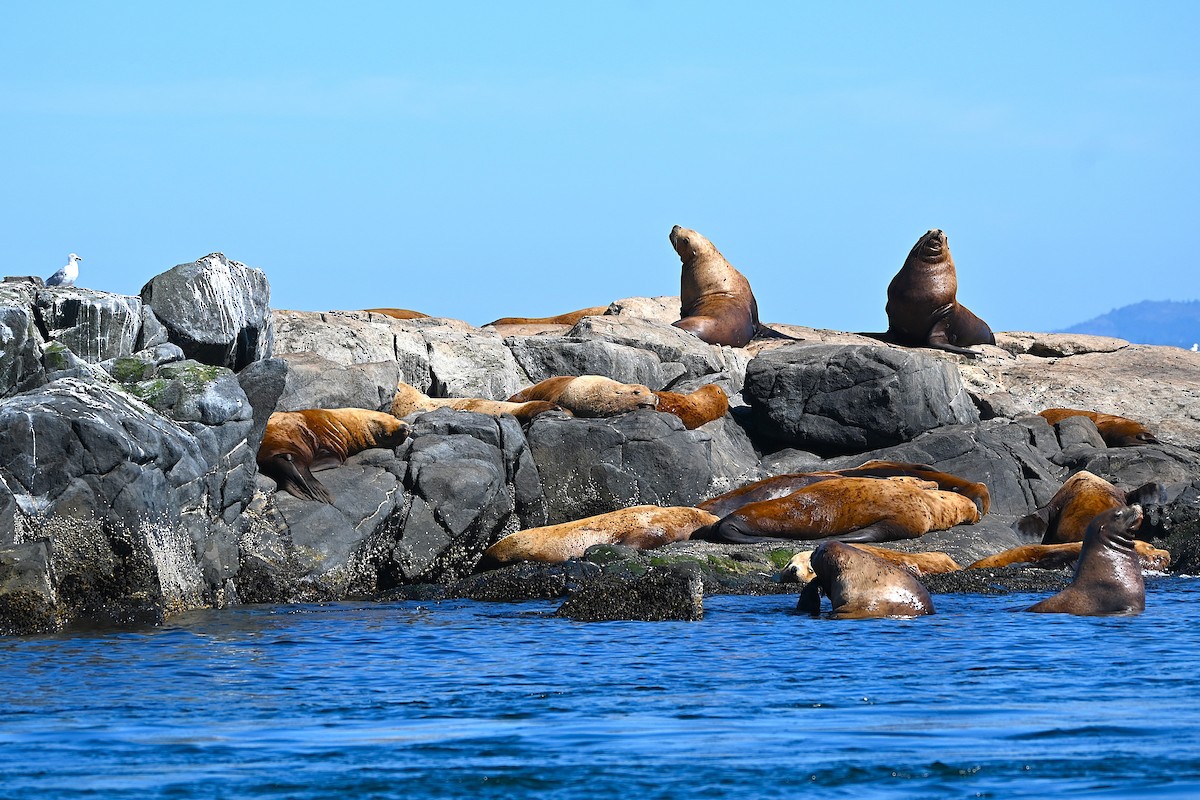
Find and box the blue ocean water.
[2,580,1199,800]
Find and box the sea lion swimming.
[653,384,729,429]
[1016,470,1163,545]
[1039,408,1159,447]
[391,381,564,424]
[257,408,412,503]
[1024,505,1146,616]
[508,375,658,417]
[885,229,995,357]
[796,541,936,619]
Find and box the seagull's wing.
[46,267,69,286]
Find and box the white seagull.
[46,253,82,287]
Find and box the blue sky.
[2,2,1197,333]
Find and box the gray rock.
[0,289,46,397]
[506,334,671,389]
[0,540,57,636]
[274,352,399,412]
[141,253,273,371]
[35,287,143,364]
[236,357,288,452]
[556,564,704,621]
[451,560,601,602]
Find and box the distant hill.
[1057,300,1200,350]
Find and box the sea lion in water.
[484,306,610,327]
[885,229,995,356]
[967,539,1170,572]
[797,541,936,619]
[783,544,962,583]
[654,384,729,429]
[698,460,990,518]
[391,381,564,424]
[1024,505,1146,616]
[699,476,981,544]
[508,375,658,417]
[1016,470,1163,545]
[362,308,431,320]
[1039,408,1159,447]
[258,408,413,503]
[480,505,719,567]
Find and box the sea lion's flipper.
[696,517,774,544]
[265,454,335,504]
[796,580,823,616]
[310,449,346,472]
[1015,507,1051,540]
[752,324,800,341]
[1125,482,1166,508]
[832,520,918,544]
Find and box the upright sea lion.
[391,381,564,424]
[1024,505,1146,616]
[258,408,413,503]
[653,384,729,429]
[484,306,610,327]
[783,544,962,583]
[480,505,719,567]
[699,476,981,544]
[363,308,431,320]
[1039,408,1159,447]
[796,541,936,619]
[885,229,995,356]
[1016,470,1163,545]
[508,375,658,417]
[967,539,1170,572]
[697,460,990,518]
[670,225,774,348]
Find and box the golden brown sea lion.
[885,229,995,357]
[508,375,658,417]
[480,505,719,567]
[258,408,413,503]
[967,540,1170,572]
[782,544,962,583]
[1038,408,1159,447]
[797,541,936,619]
[653,384,729,429]
[1024,505,1146,616]
[362,308,431,320]
[697,461,990,518]
[669,224,759,348]
[484,306,610,327]
[699,476,981,544]
[1016,470,1163,545]
[391,381,564,424]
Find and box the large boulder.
[35,287,142,364]
[0,283,45,395]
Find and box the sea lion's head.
[669,225,716,262]
[912,229,947,262]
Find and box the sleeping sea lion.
[699,476,981,544]
[1016,470,1163,545]
[480,505,719,567]
[885,229,995,356]
[782,544,962,583]
[258,408,413,503]
[363,308,431,320]
[508,375,658,417]
[654,384,729,429]
[484,305,610,327]
[1024,505,1146,616]
[796,541,936,619]
[1039,408,1159,447]
[967,539,1170,572]
[391,381,564,424]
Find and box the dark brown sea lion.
[699,476,981,544]
[697,460,990,518]
[480,505,719,567]
[484,305,610,327]
[885,229,996,356]
[391,381,565,424]
[967,539,1170,572]
[1016,470,1163,545]
[258,408,413,503]
[797,541,936,619]
[1024,505,1146,616]
[1039,408,1159,447]
[508,375,658,417]
[669,225,761,348]
[362,308,431,320]
[654,384,729,429]
[783,544,962,583]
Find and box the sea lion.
[1024,505,1146,616]
[391,381,564,424]
[508,375,658,417]
[796,541,936,619]
[484,306,610,327]
[654,384,729,429]
[480,505,719,567]
[699,476,981,544]
[782,544,962,583]
[697,460,990,518]
[363,308,431,320]
[1016,470,1163,545]
[885,229,995,356]
[258,408,413,503]
[967,540,1170,572]
[1039,408,1159,447]
[669,225,760,347]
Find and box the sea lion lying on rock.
[391,381,564,424]
[1039,408,1159,447]
[508,375,658,417]
[968,540,1170,572]
[362,308,431,320]
[1016,470,1163,545]
[885,228,995,356]
[698,476,981,544]
[483,305,610,327]
[479,505,719,567]
[258,408,413,503]
[653,384,729,429]
[782,544,962,583]
[796,541,936,619]
[1024,505,1146,616]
